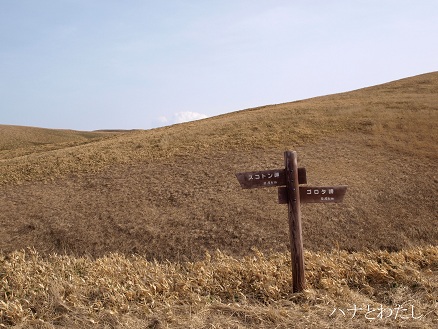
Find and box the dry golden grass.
[1,247,436,328]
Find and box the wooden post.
[284,151,306,293]
[236,150,346,293]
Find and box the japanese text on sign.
[247,172,281,180]
[247,171,281,186]
[306,188,335,201]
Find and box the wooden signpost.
[236,151,347,293]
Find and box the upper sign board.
[236,169,285,189]
[236,168,307,189]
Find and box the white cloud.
[174,111,208,123]
[157,111,209,127]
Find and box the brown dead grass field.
[0,72,437,327]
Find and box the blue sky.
[1,1,437,131]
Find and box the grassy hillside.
[0,125,117,160]
[1,72,436,259]
[1,72,437,185]
[0,72,437,328]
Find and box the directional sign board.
[300,186,347,203]
[278,185,348,204]
[235,168,307,189]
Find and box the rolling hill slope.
[0,125,117,160]
[0,72,437,261]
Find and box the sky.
[1,1,437,131]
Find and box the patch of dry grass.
[1,247,436,328]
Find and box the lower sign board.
[278,185,348,204]
[236,168,307,189]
